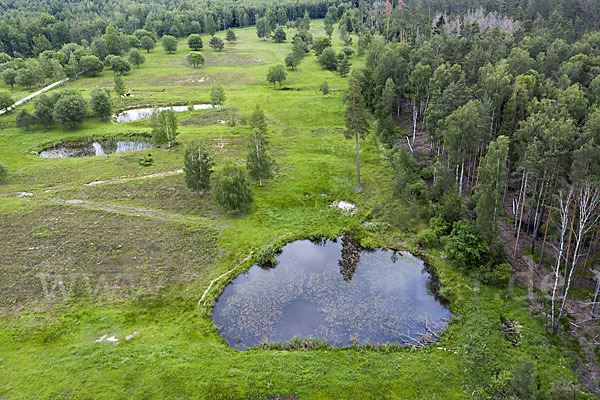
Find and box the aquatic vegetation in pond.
[212,237,453,350]
[39,139,153,158]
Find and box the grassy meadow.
[0,21,589,399]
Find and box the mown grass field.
[0,21,589,399]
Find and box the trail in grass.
[82,169,183,186]
[48,197,212,225]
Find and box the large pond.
[212,237,453,350]
[39,139,153,158]
[115,104,213,122]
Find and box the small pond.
[39,139,153,158]
[212,237,453,350]
[115,104,213,123]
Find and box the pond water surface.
[212,237,453,350]
[115,104,213,122]
[39,139,153,158]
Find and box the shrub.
[429,215,450,238]
[417,229,438,248]
[138,153,153,166]
[363,221,379,232]
[485,263,513,287]
[255,244,278,267]
[318,47,338,71]
[0,161,7,182]
[445,221,490,272]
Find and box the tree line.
[337,0,600,339]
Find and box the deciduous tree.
[267,64,287,89]
[213,161,253,213]
[184,141,214,196]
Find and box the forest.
[0,0,600,398]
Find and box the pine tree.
[344,77,370,191]
[205,15,217,36]
[210,84,226,111]
[338,56,351,77]
[184,142,214,196]
[209,36,224,51]
[256,18,268,41]
[225,29,237,42]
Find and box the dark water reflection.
[212,238,453,350]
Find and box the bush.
[318,47,338,71]
[255,244,278,267]
[363,221,379,232]
[445,221,490,272]
[485,263,513,287]
[341,46,355,57]
[429,215,450,238]
[138,153,153,166]
[0,161,7,182]
[417,229,438,248]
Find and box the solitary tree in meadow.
[54,92,87,129]
[141,36,155,53]
[267,64,287,89]
[162,35,178,54]
[16,109,35,130]
[128,49,145,68]
[0,161,7,182]
[1,68,16,89]
[320,81,329,96]
[209,36,225,52]
[344,77,370,191]
[210,84,226,111]
[34,94,54,129]
[111,57,131,75]
[113,75,126,98]
[273,27,287,43]
[256,18,269,41]
[187,34,203,50]
[225,29,237,42]
[187,52,205,68]
[90,87,112,121]
[338,56,351,77]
